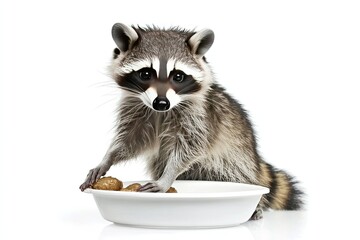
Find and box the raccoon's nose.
[153,97,170,111]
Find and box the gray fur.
[80,24,304,218]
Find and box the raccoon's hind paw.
[139,182,164,192]
[250,207,263,221]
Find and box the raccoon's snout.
[153,97,170,111]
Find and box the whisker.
[95,96,120,109]
[119,85,141,94]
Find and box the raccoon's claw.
[139,182,162,192]
[79,164,110,191]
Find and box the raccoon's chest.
[133,112,177,152]
[142,114,181,176]
[154,113,179,146]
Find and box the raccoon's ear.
[187,29,214,58]
[112,23,139,53]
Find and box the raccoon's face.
[110,23,214,112]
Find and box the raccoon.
[79,23,304,219]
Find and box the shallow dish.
[85,180,269,228]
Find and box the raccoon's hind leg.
[250,206,263,220]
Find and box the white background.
[1,0,359,239]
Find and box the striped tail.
[258,161,304,210]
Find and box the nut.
[92,177,123,191]
[121,183,142,192]
[166,187,177,193]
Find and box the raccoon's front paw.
[139,182,167,192]
[79,164,111,191]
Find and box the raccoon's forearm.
[158,152,193,185]
[156,132,207,184]
[102,139,139,165]
[156,161,180,191]
[148,148,201,192]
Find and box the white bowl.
[85,180,269,228]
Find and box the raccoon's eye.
[138,68,152,81]
[173,71,185,83]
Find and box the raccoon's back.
[178,83,304,210]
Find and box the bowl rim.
[84,180,269,199]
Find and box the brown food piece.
[92,177,123,191]
[166,187,177,193]
[121,183,142,192]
